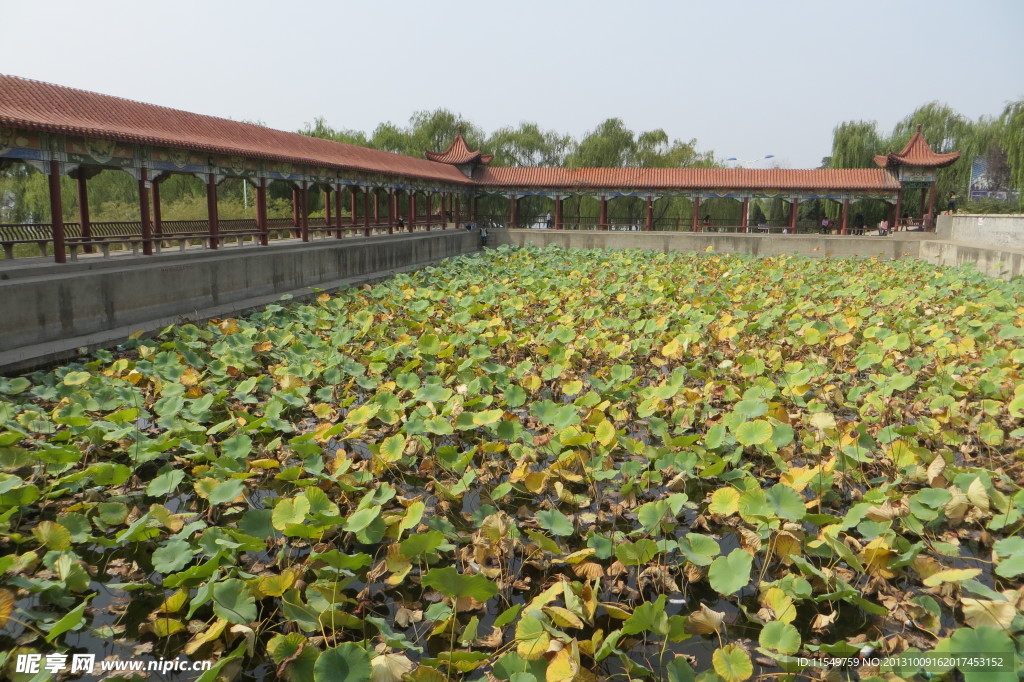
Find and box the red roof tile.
[425,133,493,165]
[873,129,960,168]
[474,167,900,191]
[0,75,470,185]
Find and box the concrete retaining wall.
[0,231,478,373]
[492,229,925,260]
[918,239,1024,279]
[936,213,1024,250]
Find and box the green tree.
[486,123,572,167]
[828,120,884,170]
[999,99,1024,205]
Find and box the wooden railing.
[476,214,929,235]
[0,215,452,261]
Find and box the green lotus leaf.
[758,620,801,655]
[212,578,257,625]
[712,643,753,682]
[535,509,574,536]
[313,643,371,682]
[735,420,773,446]
[708,549,753,595]
[422,566,497,601]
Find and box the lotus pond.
[1,245,1023,682]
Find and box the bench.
[0,224,53,258]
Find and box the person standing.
[946,192,958,214]
[480,225,489,247]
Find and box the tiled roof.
[0,75,471,184]
[425,134,493,165]
[474,167,901,191]
[873,129,960,169]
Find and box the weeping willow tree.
[828,120,885,170]
[1001,99,1024,207]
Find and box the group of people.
[463,221,489,246]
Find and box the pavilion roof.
[873,128,960,169]
[473,166,901,192]
[0,75,471,185]
[424,133,493,165]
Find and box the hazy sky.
[4,0,1022,169]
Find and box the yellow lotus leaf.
[922,568,982,587]
[860,537,897,578]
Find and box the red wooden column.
[645,196,653,231]
[300,182,309,242]
[324,187,332,232]
[334,184,343,239]
[373,189,380,226]
[291,187,300,236]
[207,173,220,249]
[363,188,371,236]
[351,187,358,230]
[509,195,516,229]
[840,199,850,235]
[789,198,799,233]
[139,168,153,255]
[256,178,269,246]
[692,196,701,232]
[454,193,460,229]
[48,161,67,263]
[554,196,563,230]
[76,171,93,254]
[151,178,163,246]
[894,190,903,231]
[926,183,937,230]
[386,190,394,233]
[599,196,608,230]
[408,191,415,232]
[740,198,749,233]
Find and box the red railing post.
[350,186,358,231]
[363,188,371,237]
[324,187,331,233]
[257,178,269,246]
[152,178,163,245]
[77,171,93,254]
[48,160,66,263]
[334,183,343,239]
[403,189,411,232]
[300,182,309,242]
[139,168,153,255]
[207,173,220,249]
[388,192,395,234]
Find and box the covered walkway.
[1,75,957,263]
